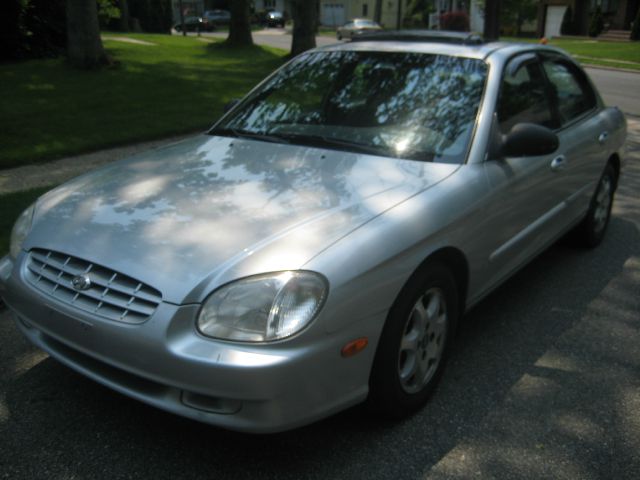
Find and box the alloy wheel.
[397,287,448,394]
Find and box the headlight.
[9,204,35,259]
[197,271,327,342]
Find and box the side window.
[497,56,554,134]
[542,58,596,125]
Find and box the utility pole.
[484,0,500,41]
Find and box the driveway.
[0,128,638,478]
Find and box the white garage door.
[322,3,345,27]
[545,5,567,38]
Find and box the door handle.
[550,155,567,172]
[598,131,609,144]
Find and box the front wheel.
[368,263,459,418]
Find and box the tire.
[368,263,459,418]
[570,163,616,248]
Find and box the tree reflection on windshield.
[213,50,487,163]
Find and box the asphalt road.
[1,35,639,480]
[586,68,640,117]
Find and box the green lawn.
[0,34,286,170]
[503,36,640,70]
[0,187,51,256]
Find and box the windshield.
[211,51,488,163]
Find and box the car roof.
[314,32,570,62]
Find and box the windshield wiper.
[209,127,290,145]
[274,133,393,157]
[210,129,434,161]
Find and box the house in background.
[253,0,294,14]
[427,0,484,32]
[320,1,408,28]
[536,0,640,38]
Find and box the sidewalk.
[0,133,195,196]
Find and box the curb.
[582,63,640,74]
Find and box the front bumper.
[0,253,374,433]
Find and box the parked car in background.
[173,16,213,32]
[1,31,626,434]
[337,18,382,39]
[203,9,231,26]
[265,11,285,28]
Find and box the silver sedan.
[0,32,626,433]
[337,18,382,40]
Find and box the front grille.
[25,249,162,324]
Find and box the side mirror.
[500,123,559,157]
[223,98,240,113]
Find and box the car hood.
[26,135,458,304]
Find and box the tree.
[1,0,25,61]
[561,6,575,36]
[499,0,536,36]
[374,0,383,24]
[66,0,108,68]
[403,0,431,28]
[97,0,121,29]
[120,0,130,31]
[2,0,66,61]
[484,0,500,40]
[290,0,317,57]
[227,0,253,47]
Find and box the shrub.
[439,11,469,32]
[588,5,604,37]
[561,6,576,35]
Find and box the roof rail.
[350,30,484,45]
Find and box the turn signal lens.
[341,337,368,358]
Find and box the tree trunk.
[484,0,500,41]
[66,0,107,68]
[227,0,253,47]
[120,0,130,32]
[374,0,383,24]
[290,0,317,57]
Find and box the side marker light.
[341,337,368,358]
